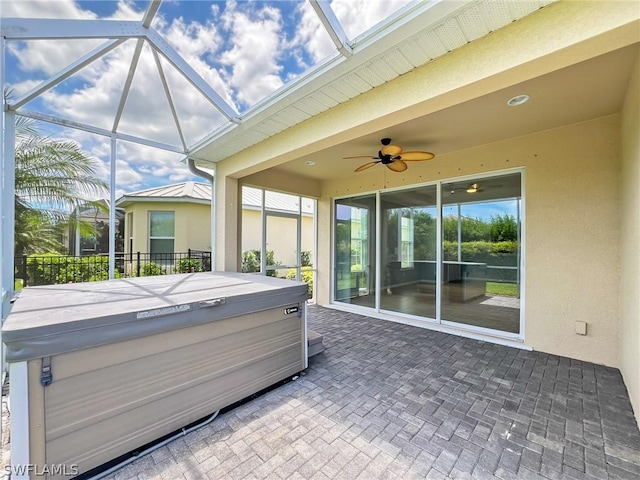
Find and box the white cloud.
[291,1,336,65]
[5,0,408,194]
[3,0,143,75]
[218,0,285,108]
[331,0,412,41]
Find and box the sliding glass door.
[380,186,437,319]
[333,171,523,337]
[334,195,376,308]
[440,173,522,334]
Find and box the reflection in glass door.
[440,173,521,334]
[380,186,437,319]
[334,195,376,308]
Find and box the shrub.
[300,251,312,267]
[176,258,203,273]
[24,253,120,285]
[241,249,280,276]
[142,262,165,276]
[286,267,314,298]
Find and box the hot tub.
[2,272,308,478]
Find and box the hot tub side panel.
[33,305,305,477]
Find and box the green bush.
[241,250,260,273]
[286,267,314,298]
[142,262,165,276]
[300,251,312,267]
[241,249,280,277]
[24,253,120,286]
[176,258,202,273]
[442,240,518,266]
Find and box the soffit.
[271,43,639,182]
[191,0,554,164]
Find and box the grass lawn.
[486,282,518,297]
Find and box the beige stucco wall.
[620,56,640,419]
[123,202,211,254]
[208,1,638,392]
[318,115,622,368]
[241,210,314,266]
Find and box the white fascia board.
[146,29,239,123]
[116,197,211,207]
[16,109,186,154]
[1,18,146,39]
[310,0,352,57]
[188,0,474,158]
[10,39,126,110]
[349,0,469,53]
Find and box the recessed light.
[507,94,529,107]
[305,160,316,166]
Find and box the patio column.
[315,198,332,305]
[214,169,240,272]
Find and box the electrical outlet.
[575,321,587,335]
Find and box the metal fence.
[15,250,212,287]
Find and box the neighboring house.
[116,182,315,271]
[241,186,315,268]
[63,200,125,256]
[116,182,212,258]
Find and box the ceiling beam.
[146,29,239,123]
[152,49,188,152]
[309,0,352,57]
[9,39,127,110]
[112,39,144,132]
[17,109,186,154]
[142,0,163,28]
[1,19,146,40]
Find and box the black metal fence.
[15,250,212,287]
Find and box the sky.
[1,0,413,201]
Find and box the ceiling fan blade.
[380,144,402,156]
[386,160,408,172]
[355,161,379,172]
[399,151,435,161]
[344,155,379,159]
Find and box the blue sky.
[2,0,411,198]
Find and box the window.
[149,211,175,263]
[400,212,414,268]
[127,212,134,254]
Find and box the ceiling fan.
[449,182,503,194]
[345,138,435,173]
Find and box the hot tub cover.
[2,272,308,362]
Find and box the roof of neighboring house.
[75,199,124,221]
[116,182,211,207]
[117,182,316,215]
[242,187,315,215]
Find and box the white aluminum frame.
[330,167,527,346]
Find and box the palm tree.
[14,115,109,256]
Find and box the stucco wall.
[620,56,640,420]
[241,210,314,266]
[123,202,211,254]
[318,115,622,368]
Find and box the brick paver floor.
[99,306,640,479]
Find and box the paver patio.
[90,306,640,479]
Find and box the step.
[308,329,325,357]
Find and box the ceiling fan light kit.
[347,138,436,172]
